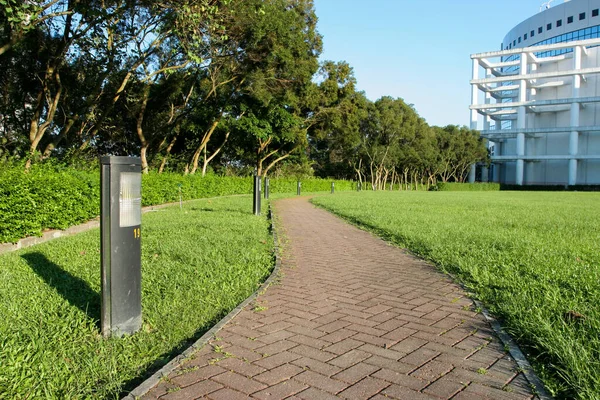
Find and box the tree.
[308,61,364,179]
[436,125,488,183]
[0,0,233,168]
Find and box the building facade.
[470,0,600,185]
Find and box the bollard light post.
[331,182,335,194]
[264,177,270,200]
[100,156,142,337]
[253,171,261,215]
[297,180,301,196]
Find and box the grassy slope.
[0,196,273,399]
[311,191,600,400]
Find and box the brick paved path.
[143,197,536,400]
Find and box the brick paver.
[142,197,537,399]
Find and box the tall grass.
[312,191,600,399]
[0,196,273,399]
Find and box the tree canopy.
[0,0,487,185]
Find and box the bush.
[268,177,354,193]
[433,182,501,191]
[0,164,356,243]
[0,163,99,243]
[141,173,253,206]
[500,184,600,192]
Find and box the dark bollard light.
[100,156,142,337]
[264,177,270,200]
[331,182,335,194]
[253,171,261,215]
[297,180,301,196]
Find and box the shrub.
[433,182,501,191]
[500,184,600,192]
[268,177,354,193]
[0,164,355,243]
[0,163,99,243]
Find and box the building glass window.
[593,9,599,17]
[538,26,543,33]
[513,39,516,46]
[568,16,574,23]
[580,12,586,20]
[557,19,562,27]
[518,37,521,43]
[530,24,600,58]
[531,30,535,37]
[547,23,552,30]
[524,33,528,40]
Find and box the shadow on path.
[22,252,100,326]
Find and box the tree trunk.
[353,159,363,187]
[369,160,376,190]
[158,135,178,174]
[26,68,63,171]
[190,119,220,174]
[202,131,230,176]
[262,151,292,178]
[382,167,389,191]
[136,86,151,174]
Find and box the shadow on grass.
[21,252,100,327]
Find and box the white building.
[470,0,600,185]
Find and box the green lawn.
[0,196,273,399]
[311,191,600,400]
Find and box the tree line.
[0,0,487,188]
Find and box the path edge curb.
[473,298,553,400]
[122,203,282,400]
[310,198,553,400]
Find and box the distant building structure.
[470,0,600,185]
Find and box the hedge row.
[433,182,600,192]
[0,164,355,243]
[0,165,100,243]
[433,182,501,191]
[500,184,600,191]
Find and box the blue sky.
[313,0,553,127]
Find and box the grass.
[0,195,273,399]
[311,191,600,400]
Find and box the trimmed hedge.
[142,173,253,205]
[0,164,99,243]
[433,182,600,192]
[0,164,355,243]
[500,184,600,192]
[433,182,501,191]
[267,177,354,194]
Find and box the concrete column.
[516,52,528,185]
[468,58,480,184]
[481,166,489,182]
[569,46,582,186]
[484,70,492,132]
[470,58,479,130]
[493,140,501,182]
[516,133,525,185]
[468,164,476,183]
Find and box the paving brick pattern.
[143,197,536,399]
